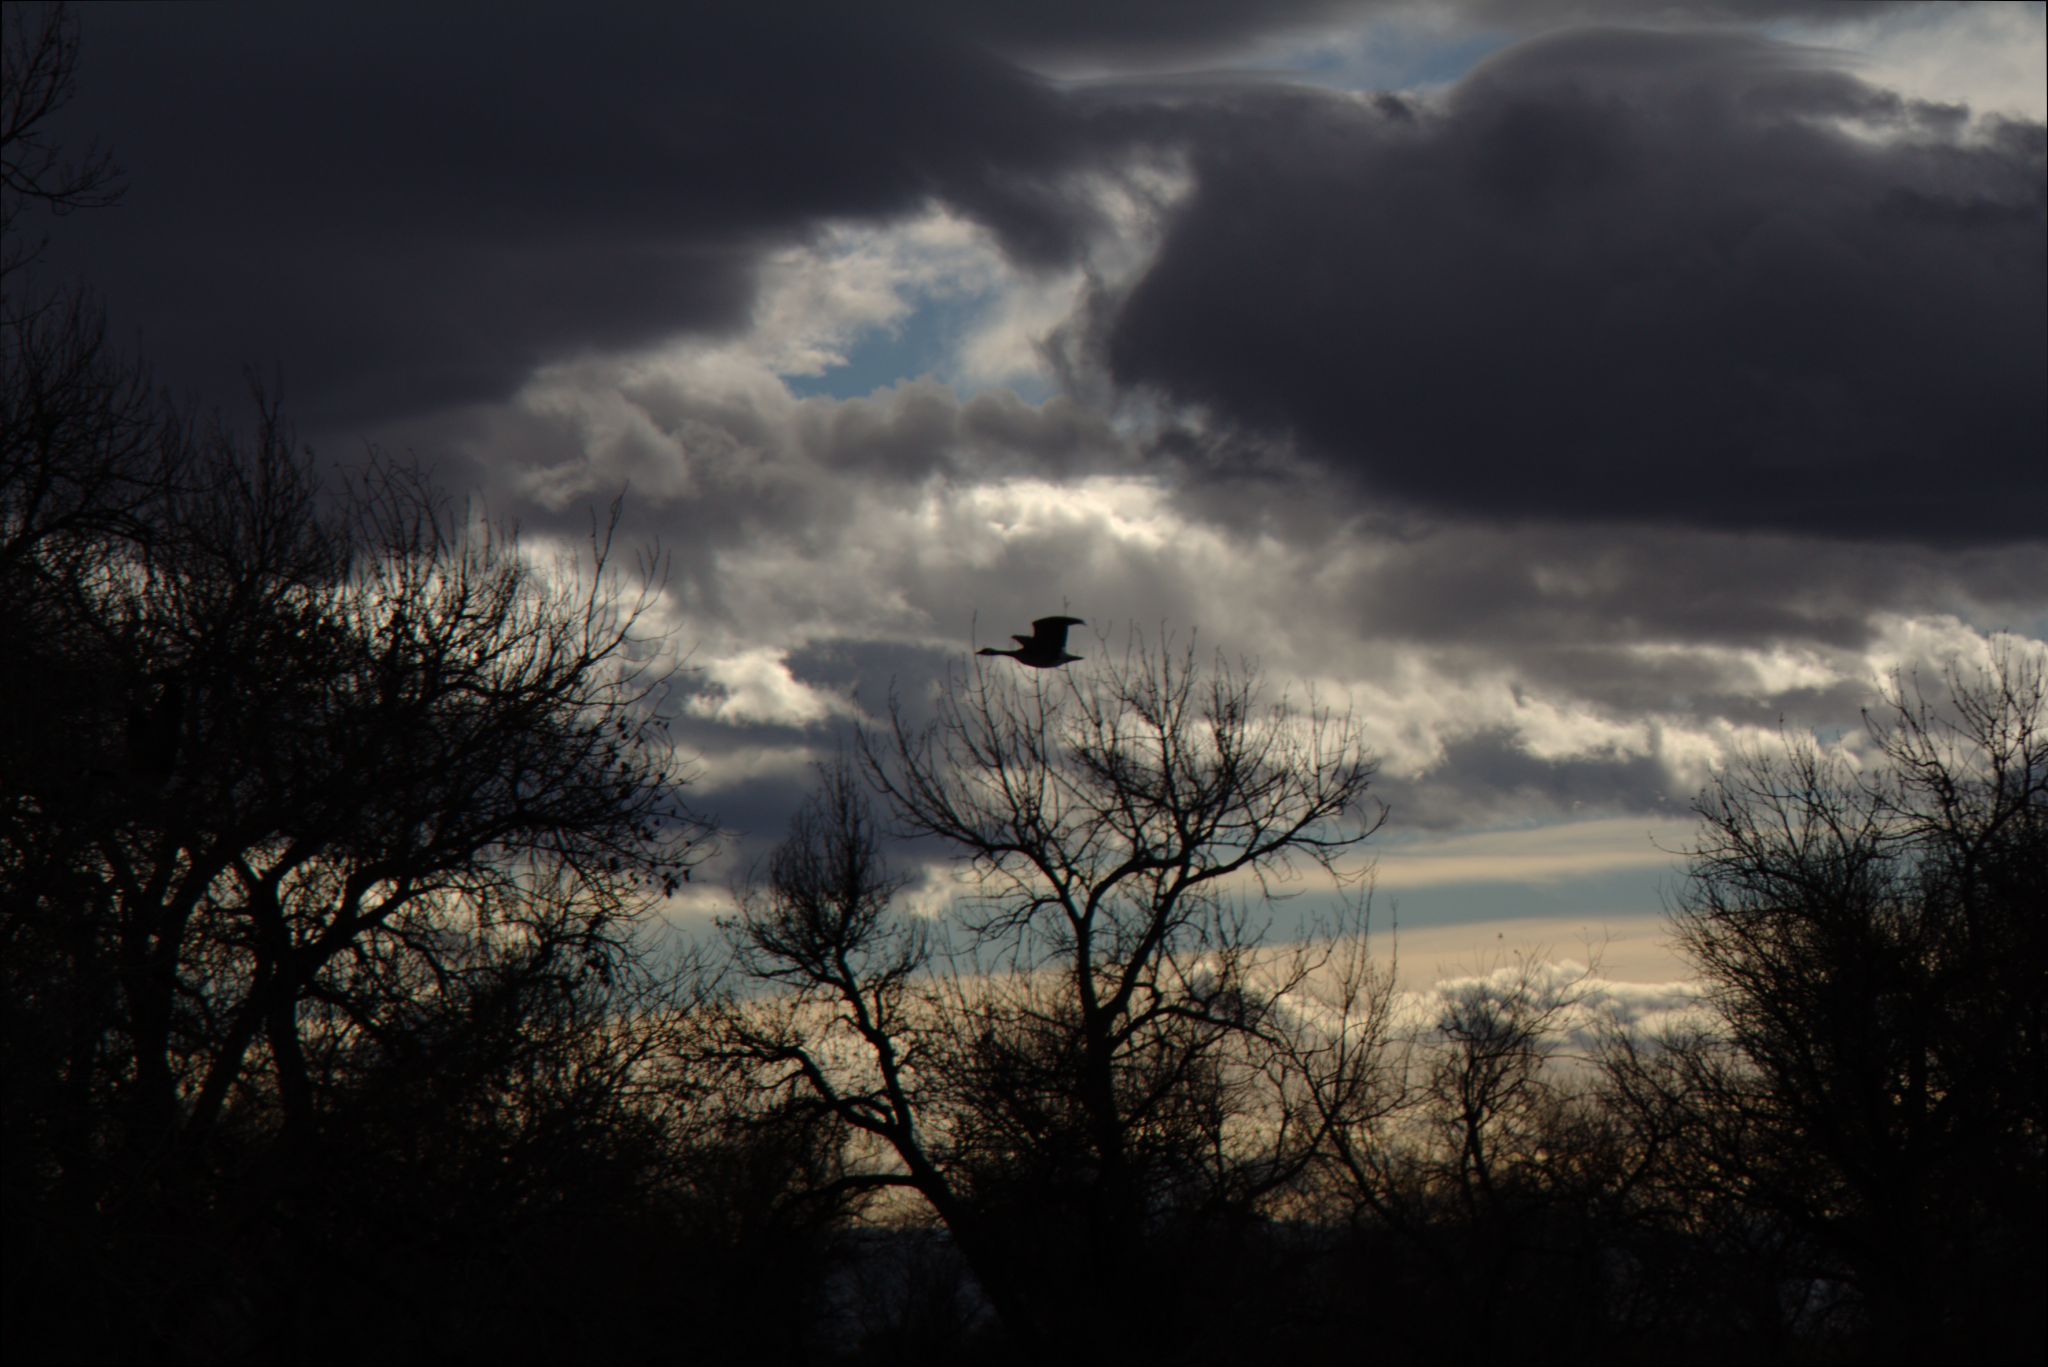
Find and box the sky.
[30,0,2047,981]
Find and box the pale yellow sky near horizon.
[1381,911,1690,987]
[1369,816,1694,892]
[1366,817,1698,983]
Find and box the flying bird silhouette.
[979,615,1085,669]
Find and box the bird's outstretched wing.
[1029,615,1085,650]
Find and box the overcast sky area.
[31,0,2046,982]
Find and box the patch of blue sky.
[1267,25,1516,97]
[782,296,956,401]
[1237,861,1682,952]
[783,290,1053,405]
[1386,861,1681,929]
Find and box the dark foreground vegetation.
[5,7,2043,1363]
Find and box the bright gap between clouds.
[747,160,1194,402]
[526,467,2042,824]
[686,647,858,729]
[1370,817,1692,891]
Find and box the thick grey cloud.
[22,2,2042,918]
[45,6,2034,538]
[1392,729,1685,831]
[939,0,1920,65]
[1314,520,2045,654]
[38,2,1136,431]
[933,0,1369,62]
[1105,28,2046,543]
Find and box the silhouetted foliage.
[8,9,2043,1362]
[0,375,733,1357]
[1,1,122,276]
[0,15,839,1359]
[717,642,1385,1357]
[1604,648,2048,1364]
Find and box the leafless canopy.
[1603,644,2047,1360]
[718,632,1386,1351]
[2,2,123,274]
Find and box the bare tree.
[2,14,770,1357]
[719,637,1384,1353]
[2,1,122,275]
[1,400,708,1354]
[1285,944,1663,1362]
[1604,645,2047,1364]
[1,1,164,619]
[1416,959,1607,1220]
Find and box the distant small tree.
[1286,949,1655,1364]
[718,639,1385,1355]
[1605,646,2047,1364]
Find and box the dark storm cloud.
[675,730,820,850]
[935,0,1916,64]
[40,2,1137,432]
[43,3,2013,497]
[1326,521,2043,653]
[1104,28,2047,543]
[928,0,1369,64]
[1390,729,1679,832]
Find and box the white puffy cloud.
[687,648,858,729]
[1798,1,2047,123]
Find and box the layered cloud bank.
[40,0,2046,921]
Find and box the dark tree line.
[1602,659,2048,1363]
[692,638,2041,1366]
[5,7,2044,1363]
[4,9,835,1362]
